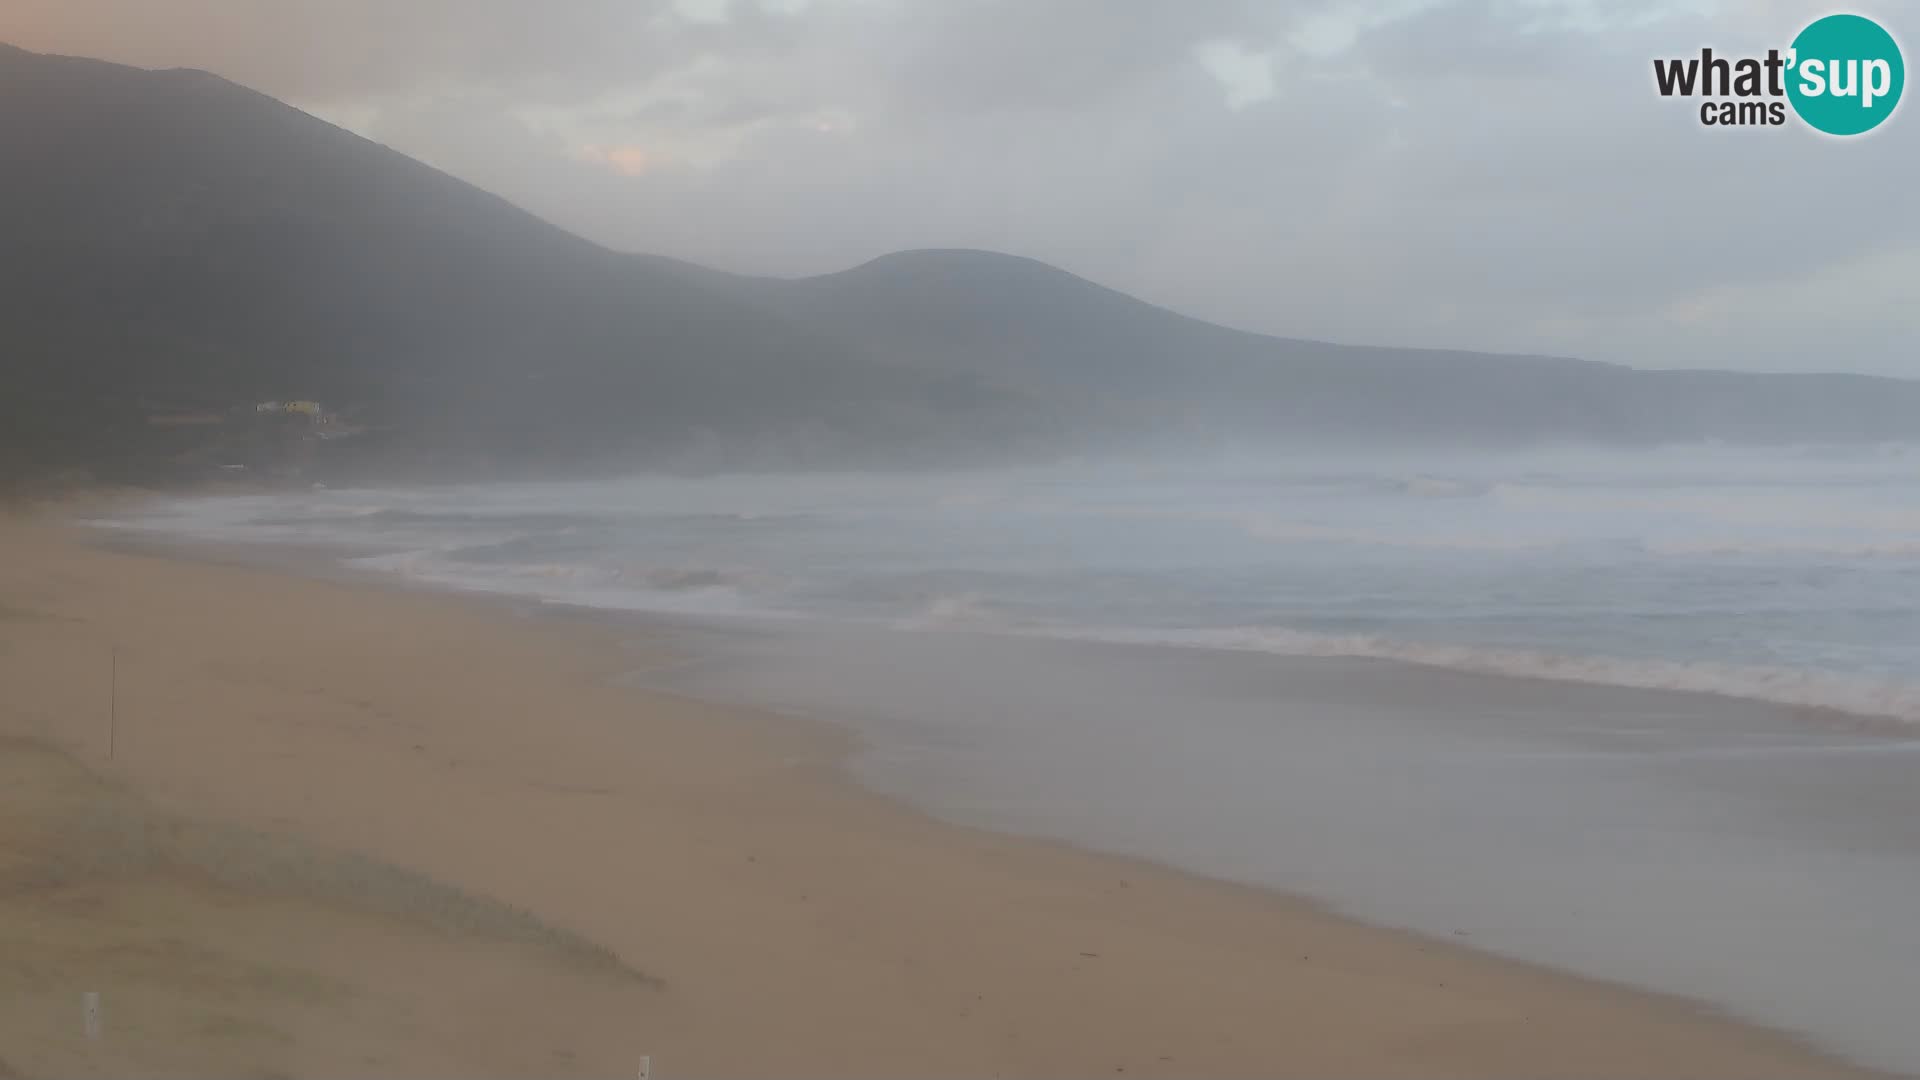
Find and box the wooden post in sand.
[82,991,101,1042]
[107,645,117,761]
[638,1054,651,1079]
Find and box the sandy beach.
[0,508,1880,1078]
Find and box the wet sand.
[643,618,1920,1073]
[0,511,1881,1077]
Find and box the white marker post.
[638,1054,651,1079]
[82,991,101,1042]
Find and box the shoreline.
[78,495,1920,739]
[0,509,1888,1077]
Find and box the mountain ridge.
[4,42,1917,486]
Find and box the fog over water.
[112,445,1920,723]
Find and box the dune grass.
[1,737,652,985]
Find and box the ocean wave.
[1044,502,1560,553]
[1643,538,1920,559]
[349,508,606,533]
[629,565,773,592]
[1489,484,1920,532]
[1027,624,1920,726]
[1391,475,1486,499]
[1242,519,1552,552]
[252,503,389,522]
[897,592,1004,630]
[344,549,775,616]
[886,590,1920,724]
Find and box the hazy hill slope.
[752,248,1920,446]
[0,44,1000,480]
[748,250,1622,443]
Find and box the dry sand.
[0,510,1880,1077]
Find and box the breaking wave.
[1027,623,1920,727]
[1643,538,1920,559]
[887,593,1920,725]
[1242,519,1555,551]
[896,591,1004,630]
[345,550,776,617]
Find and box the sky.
[3,0,1915,375]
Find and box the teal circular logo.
[1787,14,1904,135]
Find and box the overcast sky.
[4,0,1914,374]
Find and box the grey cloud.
[876,0,1264,115]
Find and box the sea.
[96,444,1920,1071]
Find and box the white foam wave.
[1393,475,1485,498]
[345,551,773,617]
[897,592,1006,630]
[1490,483,1920,533]
[1243,520,1551,551]
[1027,624,1920,726]
[1645,538,1920,559]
